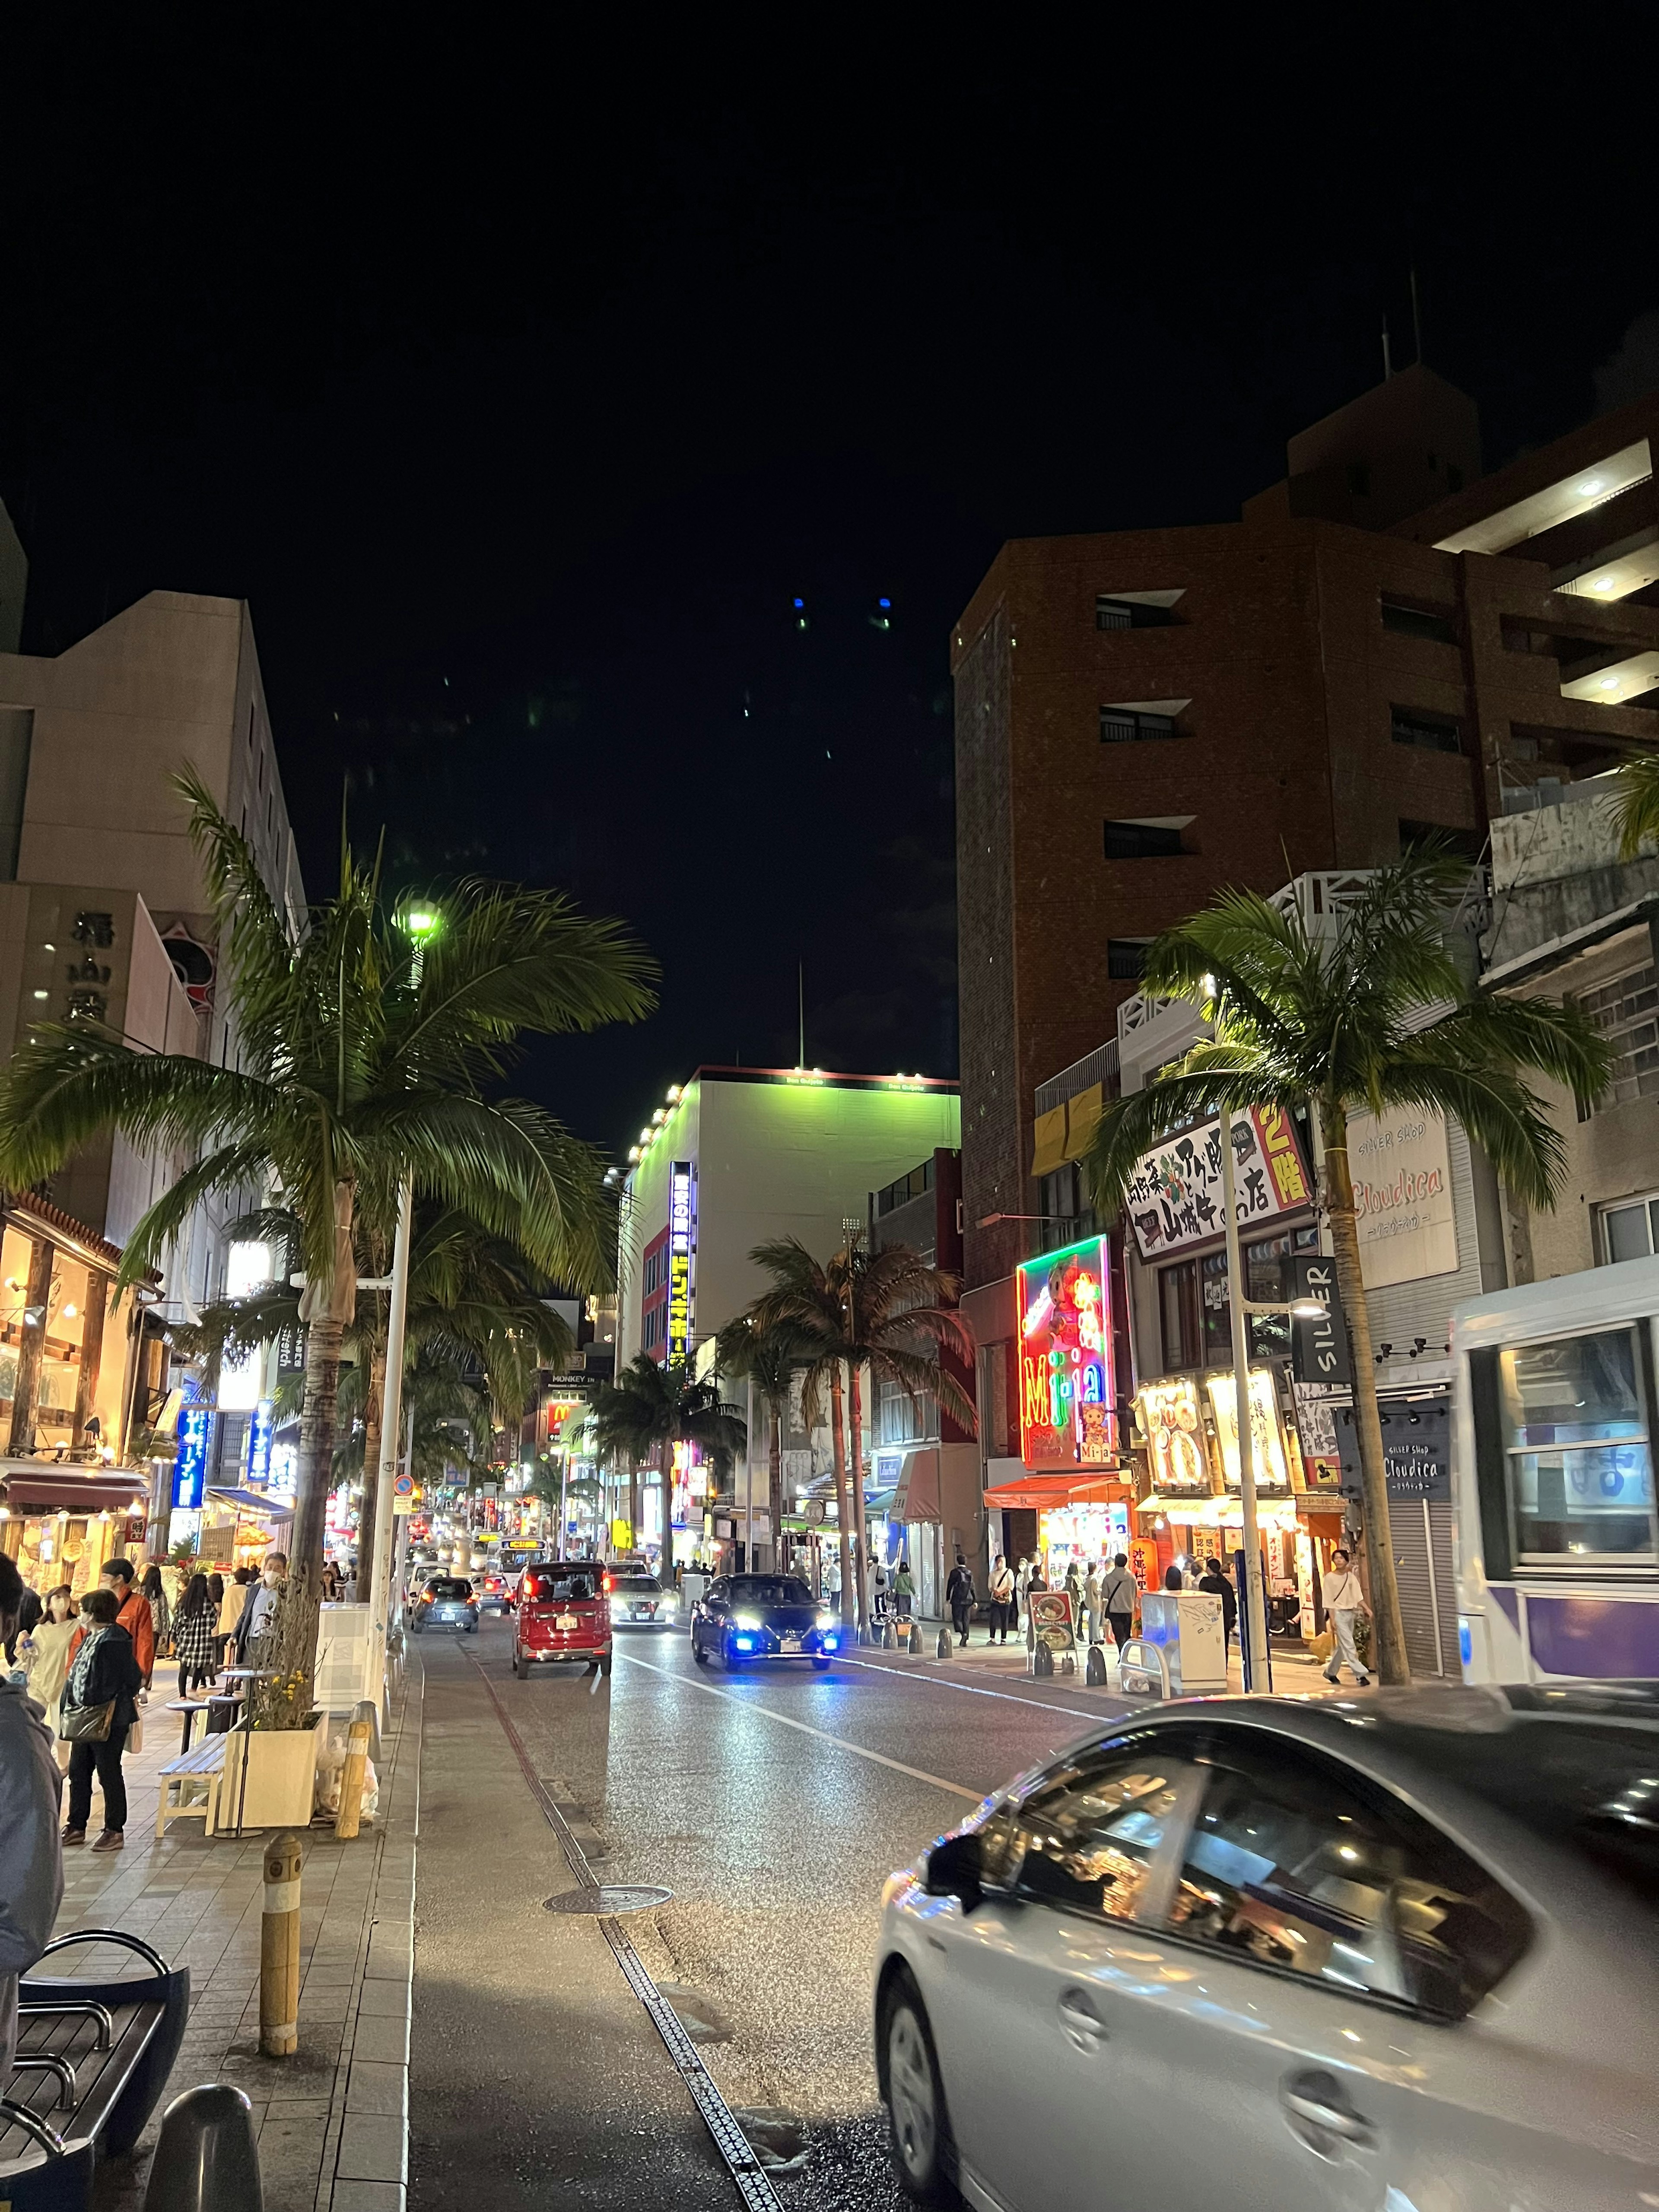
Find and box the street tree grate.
[544,1884,673,1914]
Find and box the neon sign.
[245,1398,274,1487]
[172,1404,210,1511]
[667,1161,693,1364]
[1016,1236,1116,1470]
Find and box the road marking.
[836,1654,1119,1725]
[614,1650,984,1802]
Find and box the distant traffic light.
[869,595,893,631]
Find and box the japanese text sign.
[1125,1106,1311,1259]
[668,1161,693,1364]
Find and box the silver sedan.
[874,1682,1659,2211]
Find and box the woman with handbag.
[59,1587,143,1852]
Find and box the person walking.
[988,1554,1016,1644]
[1197,1557,1238,1649]
[871,1553,890,1624]
[1100,1554,1138,1656]
[1321,1548,1372,1687]
[172,1574,220,1698]
[1083,1560,1104,1646]
[0,1552,63,2082]
[17,1584,76,1762]
[945,1554,975,1645]
[60,1587,143,1852]
[892,1559,915,1620]
[139,1562,171,1659]
[99,1560,155,1692]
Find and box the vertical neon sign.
[1016,1236,1115,1470]
[667,1161,693,1365]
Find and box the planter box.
[211,1714,325,1834]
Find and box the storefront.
[194,1485,294,1572]
[0,1464,150,1595]
[982,1470,1136,1583]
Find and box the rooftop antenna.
[1381,313,1393,380]
[798,961,805,1069]
[1409,265,1424,365]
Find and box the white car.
[875,1683,1659,2211]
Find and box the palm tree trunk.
[628,1459,640,1553]
[768,1401,783,1572]
[659,1437,673,1580]
[1322,1106,1411,1687]
[357,1341,387,1612]
[259,1312,345,1728]
[848,1359,871,1634]
[829,1361,856,1626]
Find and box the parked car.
[513,1561,612,1678]
[689,1574,842,1670]
[608,1571,677,1629]
[874,1682,1659,2210]
[411,1576,480,1633]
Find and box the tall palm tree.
[715,1314,808,1569]
[0,772,653,1720]
[589,1354,746,1574]
[1086,850,1610,1685]
[1612,749,1659,858]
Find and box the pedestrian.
[1063,1559,1084,1628]
[1014,1554,1033,1624]
[235,1551,288,1663]
[946,1554,975,1645]
[988,1553,1015,1643]
[217,1567,248,1669]
[1100,1553,1138,1655]
[60,1586,143,1853]
[1321,1548,1372,1687]
[1163,1563,1185,1592]
[893,1559,915,1619]
[871,1553,890,1621]
[99,1559,156,1692]
[5,1574,42,1665]
[172,1574,220,1698]
[1197,1556,1238,1648]
[321,1558,341,1602]
[1027,1556,1049,1596]
[1083,1560,1103,1646]
[140,1562,171,1658]
[17,1584,76,1760]
[0,1552,63,2082]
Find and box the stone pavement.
[45,1664,421,2212]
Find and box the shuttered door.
[1390,1499,1457,1678]
[1428,1500,1459,1679]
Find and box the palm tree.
[0,771,653,1721]
[1612,750,1659,858]
[589,1355,746,1575]
[715,1314,808,1568]
[1085,849,1610,1685]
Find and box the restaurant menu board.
[1017,1236,1116,1470]
[1136,1376,1212,1493]
[1027,1589,1077,1658]
[1205,1369,1291,1491]
[1125,1106,1311,1259]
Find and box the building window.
[1601,1192,1659,1263]
[1579,964,1659,1115]
[1381,600,1459,646]
[1105,820,1185,859]
[1391,706,1463,754]
[1100,708,1178,743]
[1158,1225,1319,1371]
[1096,595,1177,631]
[1108,939,1150,980]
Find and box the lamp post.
[365,906,440,1719]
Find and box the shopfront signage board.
[1125,1106,1311,1260]
[1016,1236,1116,1471]
[1027,1589,1077,1659]
[1346,1107,1458,1290]
[1291,1256,1352,1385]
[1205,1369,1291,1491]
[667,1161,694,1364]
[1135,1376,1211,1493]
[172,1405,210,1512]
[1338,1392,1452,1501]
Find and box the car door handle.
[1281,2070,1376,2153]
[1057,1988,1109,2051]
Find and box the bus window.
[1495,1326,1658,1568]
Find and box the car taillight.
[602,1573,612,1593]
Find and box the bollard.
[909,1621,925,1659]
[1085,1642,1108,1688]
[936,1627,952,1659]
[882,1621,896,1650]
[334,1698,375,1841]
[1030,1642,1055,1678]
[259,1833,303,2058]
[143,2082,263,2212]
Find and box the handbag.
[1309,1626,1335,1663]
[59,1699,116,1744]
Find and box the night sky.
[6,16,1656,1161]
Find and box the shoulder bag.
[60,1698,116,1743]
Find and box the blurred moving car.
[690,1574,842,1670]
[475,1567,514,1615]
[609,1570,677,1629]
[404,1561,445,1615]
[874,1683,1659,2209]
[411,1576,480,1633]
[513,1561,612,1679]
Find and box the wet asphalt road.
[407,1613,1138,2210]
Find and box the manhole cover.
[544,1884,672,1914]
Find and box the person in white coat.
[1083,1562,1104,1646]
[1320,1549,1371,1686]
[0,1552,64,2082]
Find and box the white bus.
[1452,1255,1659,1684]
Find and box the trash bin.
[205,1696,239,1736]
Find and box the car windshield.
[429,1578,472,1598]
[730,1577,813,1606]
[614,1576,662,1594]
[523,1569,597,1602]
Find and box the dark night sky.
[5,13,1656,1159]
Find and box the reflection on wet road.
[410,1614,1135,2209]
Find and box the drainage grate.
[544,1884,672,1914]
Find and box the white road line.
[613,1650,985,1802]
[835,1653,1114,1724]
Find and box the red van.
[512,1561,613,1679]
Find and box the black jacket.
[62,1624,144,1733]
[1198,1569,1238,1636]
[945,1564,976,1608]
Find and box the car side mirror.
[922,1830,986,1909]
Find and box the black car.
[690,1573,844,1671]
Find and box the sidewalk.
[47,1666,421,2212]
[886,1614,1365,1699]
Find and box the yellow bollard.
[260,1832,303,2057]
[334,1700,375,1841]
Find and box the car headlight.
[816,1611,837,1631]
[733,1611,764,1630]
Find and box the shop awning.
[984,1468,1131,1510]
[1030,1106,1066,1176]
[0,1462,150,1514]
[890,1447,941,1524]
[205,1487,294,1519]
[1062,1083,1103,1163]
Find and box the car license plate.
[780,1634,802,1653]
[556,1613,580,1630]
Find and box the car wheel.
[411,1619,424,1634]
[882,1974,957,2206]
[812,1656,831,1672]
[513,1646,528,1680]
[722,1639,743,1671]
[598,1654,613,1678]
[467,1622,478,1633]
[692,1634,709,1666]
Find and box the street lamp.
[365,903,442,1717]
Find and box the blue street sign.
[172,1405,210,1511]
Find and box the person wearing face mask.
[235,1552,288,1662]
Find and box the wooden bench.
[3,1929,190,2212]
[155,1732,227,1837]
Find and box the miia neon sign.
[1017,1237,1115,1470]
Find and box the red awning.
[0,1463,151,1515]
[983,1469,1133,1510]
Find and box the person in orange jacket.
[96,1560,155,1689]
